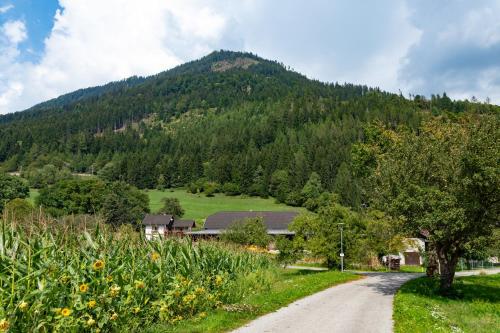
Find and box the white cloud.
[1,0,500,114]
[0,4,13,14]
[399,0,500,103]
[2,20,27,44]
[0,0,232,114]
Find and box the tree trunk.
[437,248,460,292]
[426,246,439,278]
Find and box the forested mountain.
[0,50,498,208]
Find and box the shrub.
[4,198,33,220]
[276,236,302,268]
[204,182,220,197]
[158,197,185,217]
[0,173,29,213]
[221,218,270,248]
[222,182,241,196]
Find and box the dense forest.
[0,50,498,209]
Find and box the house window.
[152,225,158,232]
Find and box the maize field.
[0,216,275,332]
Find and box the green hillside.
[148,189,302,223]
[1,50,498,211]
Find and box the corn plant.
[0,215,275,332]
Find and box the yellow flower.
[151,252,160,261]
[109,285,121,297]
[92,260,105,271]
[0,319,9,331]
[106,275,113,283]
[132,307,140,314]
[79,283,89,293]
[135,280,145,289]
[110,312,118,321]
[182,294,196,304]
[195,287,205,294]
[87,317,96,326]
[61,308,72,317]
[87,300,97,309]
[19,301,29,311]
[215,275,223,286]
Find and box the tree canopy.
[371,115,500,290]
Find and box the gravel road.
[232,269,500,333]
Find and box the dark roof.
[142,215,196,228]
[175,219,196,228]
[142,214,173,225]
[204,211,299,230]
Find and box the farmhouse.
[188,211,298,237]
[143,214,196,240]
[399,238,425,265]
[383,238,426,267]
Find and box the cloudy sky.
[1,0,499,114]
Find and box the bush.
[158,197,185,217]
[187,182,198,194]
[284,191,304,206]
[222,218,270,248]
[222,182,241,196]
[276,236,302,268]
[0,173,29,213]
[204,182,220,197]
[4,198,33,220]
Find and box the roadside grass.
[394,274,500,333]
[399,265,426,273]
[293,262,329,269]
[147,189,302,224]
[146,269,360,333]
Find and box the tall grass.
[0,213,275,332]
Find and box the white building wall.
[145,224,166,240]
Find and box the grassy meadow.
[27,188,39,205]
[147,189,302,223]
[394,274,500,333]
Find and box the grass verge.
[146,269,360,333]
[394,274,500,333]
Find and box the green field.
[27,188,39,205]
[394,274,500,333]
[147,189,303,223]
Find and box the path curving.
[232,269,500,333]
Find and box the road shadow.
[359,272,423,296]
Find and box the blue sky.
[1,0,499,114]
[0,0,59,62]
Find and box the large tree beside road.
[371,115,499,291]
